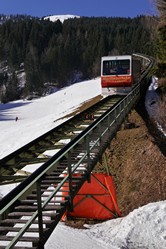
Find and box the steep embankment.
[73,93,166,217]
[97,109,166,216]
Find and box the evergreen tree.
[2,72,20,102]
[0,14,157,100]
[24,43,43,95]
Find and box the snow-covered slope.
[0,78,101,158]
[44,14,80,23]
[45,200,166,249]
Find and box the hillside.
[63,92,166,231]
[64,84,166,220]
[102,109,166,216]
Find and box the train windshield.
[102,59,130,75]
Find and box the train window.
[102,59,130,75]
[103,61,111,75]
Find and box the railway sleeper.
[0,247,37,249]
[28,191,72,199]
[0,226,49,233]
[42,178,83,184]
[14,205,64,212]
[0,219,54,226]
[7,212,59,219]
[44,175,84,180]
[0,235,39,242]
[19,199,68,205]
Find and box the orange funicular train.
[101,54,142,95]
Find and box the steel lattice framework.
[0,54,154,248]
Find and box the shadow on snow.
[0,101,31,121]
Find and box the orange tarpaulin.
[63,173,122,220]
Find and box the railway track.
[0,53,154,248]
[0,91,138,249]
[0,95,122,185]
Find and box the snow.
[44,14,80,23]
[45,201,166,249]
[0,78,101,158]
[145,76,166,136]
[0,77,165,249]
[145,76,160,117]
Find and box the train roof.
[101,55,132,61]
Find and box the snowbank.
[45,201,166,249]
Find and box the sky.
[0,0,157,18]
[0,76,165,249]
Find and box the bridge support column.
[103,152,110,175]
[67,150,74,212]
[36,180,44,249]
[98,151,110,175]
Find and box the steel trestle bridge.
[0,54,154,248]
